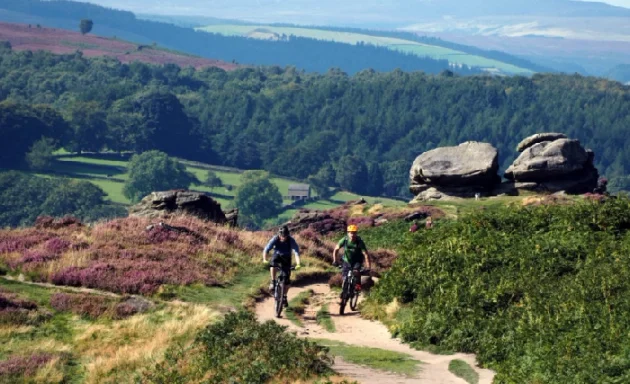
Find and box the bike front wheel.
[274,281,285,318]
[339,279,349,315]
[349,290,359,311]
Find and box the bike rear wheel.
[274,281,285,318]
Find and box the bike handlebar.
[269,264,296,270]
[335,265,370,273]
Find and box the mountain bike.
[270,264,295,318]
[338,265,369,315]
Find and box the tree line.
[1,47,630,198]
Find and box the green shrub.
[368,197,630,383]
[143,310,332,383]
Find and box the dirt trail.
[256,283,495,384]
[1,275,121,297]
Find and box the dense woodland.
[1,47,629,197]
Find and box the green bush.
[369,197,630,383]
[143,310,332,383]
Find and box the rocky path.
[256,283,495,384]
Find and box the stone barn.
[287,183,311,201]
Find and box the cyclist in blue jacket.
[262,226,301,307]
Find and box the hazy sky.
[83,0,630,15]
[597,0,630,6]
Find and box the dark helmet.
[278,226,290,237]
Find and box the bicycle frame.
[339,266,365,315]
[270,264,294,318]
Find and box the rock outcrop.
[503,136,598,194]
[409,133,601,201]
[409,141,500,201]
[280,209,347,235]
[129,190,234,224]
[516,133,567,152]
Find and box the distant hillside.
[0,0,479,75]
[605,64,630,84]
[198,24,539,75]
[0,22,237,70]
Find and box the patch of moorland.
[364,196,630,383]
[0,277,216,383]
[0,215,333,298]
[0,213,345,382]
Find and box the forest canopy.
[1,48,629,197]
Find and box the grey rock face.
[516,133,567,152]
[409,141,500,189]
[505,139,589,181]
[129,190,229,224]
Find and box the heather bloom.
[50,292,113,319]
[44,238,71,253]
[347,216,375,228]
[0,292,38,310]
[0,353,54,377]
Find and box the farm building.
[287,184,311,200]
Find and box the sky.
[596,0,630,6]
[84,0,630,15]
[78,0,630,26]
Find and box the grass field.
[48,155,408,221]
[197,24,531,74]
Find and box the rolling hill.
[197,24,534,75]
[0,22,237,70]
[0,0,480,75]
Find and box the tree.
[123,150,198,202]
[26,137,56,171]
[0,172,125,227]
[234,171,282,228]
[366,162,384,196]
[79,19,93,35]
[41,180,125,221]
[204,170,223,191]
[65,101,108,153]
[335,155,369,195]
[126,91,195,158]
[0,102,69,168]
[307,163,336,199]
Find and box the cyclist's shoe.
[269,280,276,291]
[283,296,289,307]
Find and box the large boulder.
[503,136,599,194]
[495,169,599,195]
[505,139,590,181]
[409,142,501,201]
[410,141,500,188]
[129,190,229,224]
[516,133,567,152]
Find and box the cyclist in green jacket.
[332,224,372,290]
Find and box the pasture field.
[49,155,406,221]
[197,24,532,74]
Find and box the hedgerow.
[369,196,630,383]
